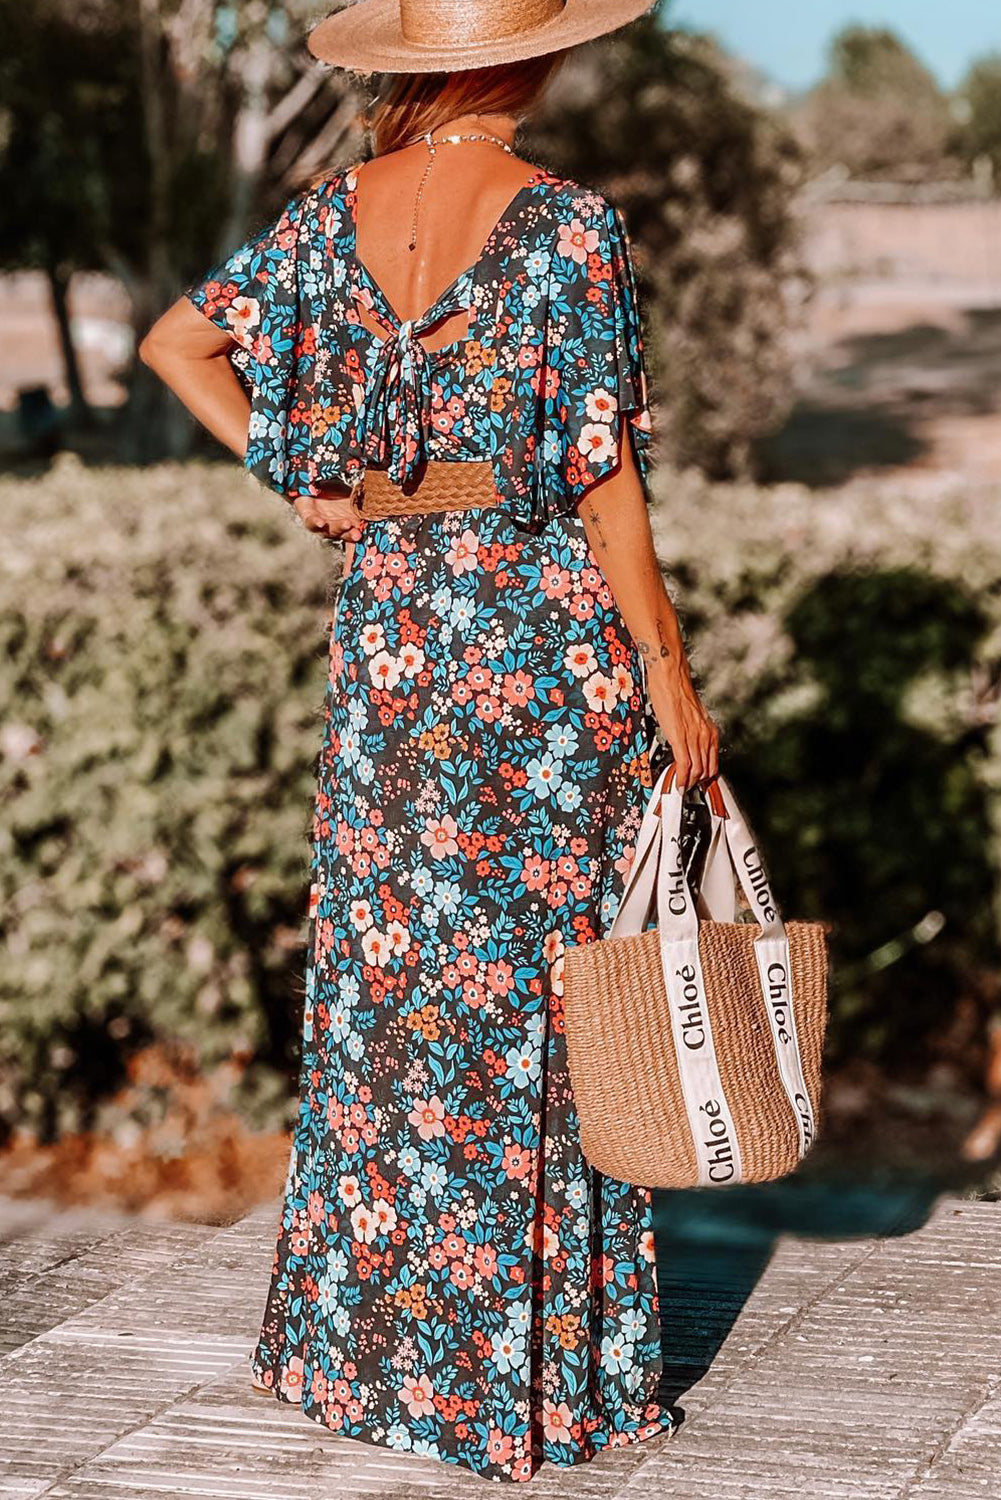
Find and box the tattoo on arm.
[586,504,608,551]
[584,495,674,667]
[635,623,674,663]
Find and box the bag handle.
[609,765,732,938]
[704,778,817,1156]
[696,815,736,924]
[652,772,744,1183]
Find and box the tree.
[0,0,141,425]
[525,15,807,478]
[795,25,955,182]
[123,0,365,461]
[955,54,1001,182]
[0,0,363,459]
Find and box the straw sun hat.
[308,0,656,74]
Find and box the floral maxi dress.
[187,163,671,1482]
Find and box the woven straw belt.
[351,461,503,520]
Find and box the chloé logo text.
[766,959,791,1044]
[742,846,777,923]
[700,1098,736,1182]
[674,960,707,1051]
[665,837,687,917]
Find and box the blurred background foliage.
[2,460,998,1190]
[526,18,808,477]
[2,1,1001,1211]
[793,26,955,183]
[0,461,330,1130]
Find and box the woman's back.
[185,149,653,524]
[352,142,538,350]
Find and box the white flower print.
[386,919,410,956]
[361,927,391,967]
[368,649,402,689]
[360,623,386,655]
[226,295,260,344]
[583,671,617,713]
[351,1198,396,1244]
[585,387,619,422]
[349,899,373,930]
[399,642,425,676]
[577,421,618,465]
[338,1174,362,1206]
[564,641,598,678]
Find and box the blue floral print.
[187,165,653,532]
[187,163,671,1482]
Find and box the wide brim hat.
[308,0,655,75]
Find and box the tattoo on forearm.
[586,505,608,551]
[635,623,674,663]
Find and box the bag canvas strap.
[695,817,736,923]
[607,764,669,936]
[710,779,817,1156]
[654,781,744,1185]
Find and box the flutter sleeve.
[539,191,653,520]
[185,189,321,501]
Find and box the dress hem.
[249,1361,674,1484]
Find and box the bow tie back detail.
[353,285,471,488]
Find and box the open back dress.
[187,161,671,1483]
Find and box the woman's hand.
[293,494,365,543]
[645,661,721,791]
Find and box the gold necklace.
[408,129,515,252]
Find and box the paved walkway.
[1,1185,999,1498]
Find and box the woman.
[141,0,719,1481]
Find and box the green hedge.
[1,456,333,1140]
[2,456,999,1143]
[652,472,1001,1092]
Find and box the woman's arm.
[579,429,719,790]
[139,297,254,459]
[139,298,364,549]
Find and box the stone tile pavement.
[0,1183,998,1498]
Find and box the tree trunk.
[219,33,274,255]
[46,262,90,426]
[118,0,191,463]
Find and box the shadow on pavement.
[653,1165,941,1414]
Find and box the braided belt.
[349,460,503,520]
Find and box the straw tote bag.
[560,766,828,1190]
